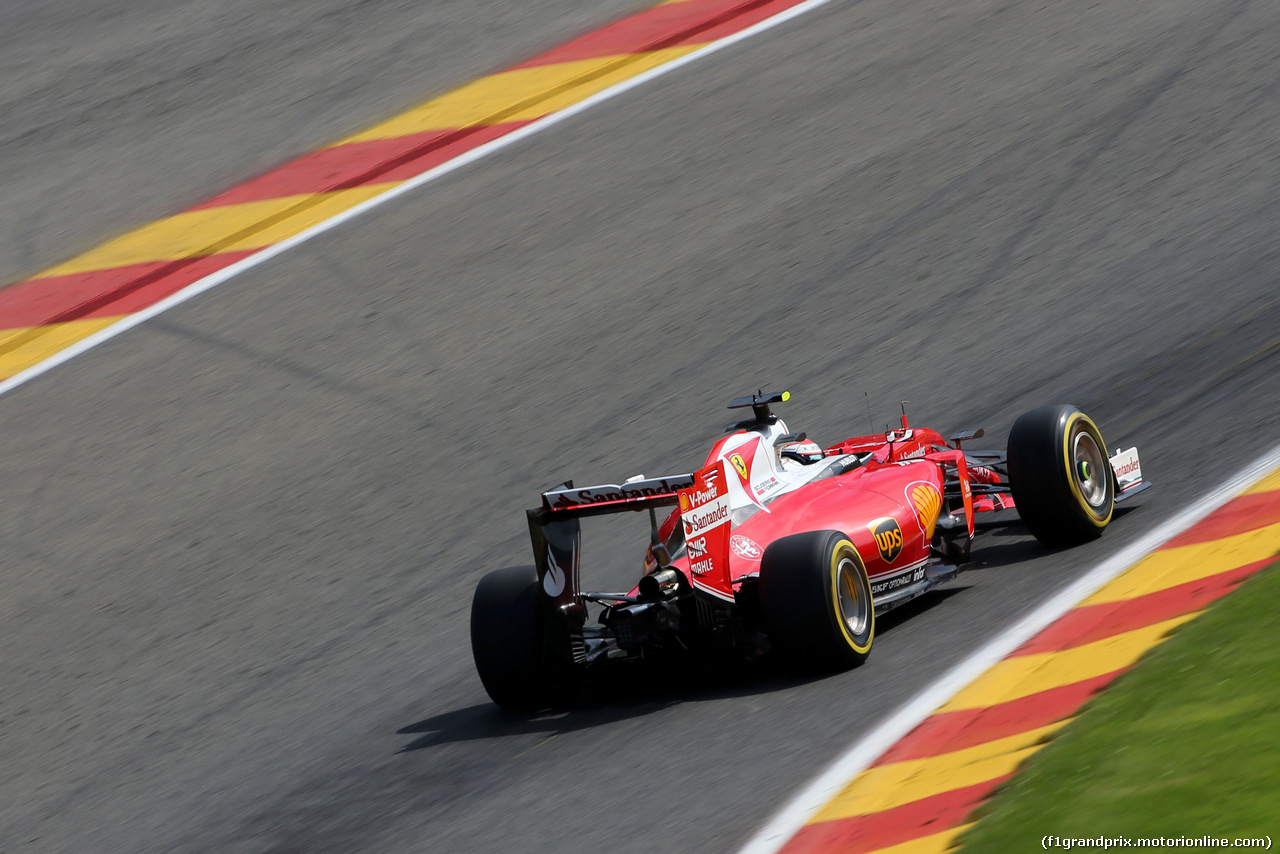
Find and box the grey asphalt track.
[2,0,1278,852]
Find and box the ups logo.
[868,517,904,563]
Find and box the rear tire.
[759,531,874,671]
[1007,405,1115,547]
[470,566,575,712]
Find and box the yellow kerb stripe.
[810,721,1071,822]
[940,613,1200,713]
[865,823,978,854]
[38,184,399,278]
[344,48,698,142]
[1082,521,1280,606]
[0,317,124,377]
[1244,468,1280,495]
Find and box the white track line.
[0,0,836,399]
[737,441,1280,854]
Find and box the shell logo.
[679,493,689,512]
[908,482,943,540]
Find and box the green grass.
[957,560,1280,851]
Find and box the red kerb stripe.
[778,775,1012,854]
[873,671,1123,765]
[515,0,744,68]
[1013,560,1271,656]
[515,0,807,68]
[1160,490,1280,548]
[0,252,257,331]
[193,122,531,210]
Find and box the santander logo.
[683,500,728,535]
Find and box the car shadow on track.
[876,585,969,634]
[965,537,1049,570]
[397,586,981,753]
[966,504,1142,570]
[395,658,828,753]
[398,501,1146,753]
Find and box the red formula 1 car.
[470,392,1149,710]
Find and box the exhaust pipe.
[638,567,681,600]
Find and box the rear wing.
[539,474,695,518]
[526,473,696,629]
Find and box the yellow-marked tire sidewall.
[1060,411,1114,529]
[828,538,874,654]
[759,530,875,670]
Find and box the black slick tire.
[1007,405,1115,547]
[758,530,874,671]
[470,565,573,712]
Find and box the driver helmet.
[779,439,824,466]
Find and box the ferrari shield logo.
[729,453,749,481]
[868,517,904,563]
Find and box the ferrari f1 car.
[470,392,1149,710]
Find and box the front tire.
[759,531,875,671]
[470,566,575,712]
[1007,405,1115,547]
